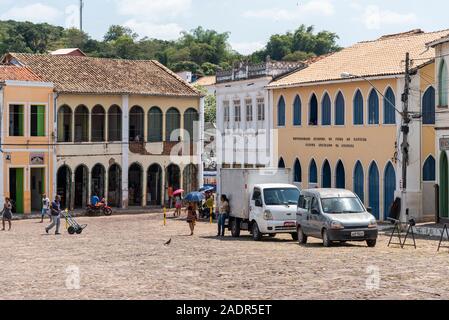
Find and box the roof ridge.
[357,28,449,44]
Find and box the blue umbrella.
[184,192,205,202]
[199,185,215,193]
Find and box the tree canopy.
[0,21,341,74]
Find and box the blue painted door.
[369,163,380,219]
[336,161,345,189]
[384,163,396,220]
[354,162,364,203]
[322,161,331,188]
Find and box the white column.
[198,97,205,189]
[87,168,92,204]
[142,169,147,207]
[121,95,129,208]
[0,87,4,209]
[265,89,273,167]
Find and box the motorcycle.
[86,199,112,216]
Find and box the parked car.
[296,189,378,247]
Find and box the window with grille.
[234,100,241,122]
[245,99,253,122]
[223,101,230,122]
[257,98,265,121]
[31,105,46,137]
[9,104,24,136]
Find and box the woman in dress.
[2,198,13,231]
[186,202,198,236]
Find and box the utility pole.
[79,0,84,32]
[401,52,411,219]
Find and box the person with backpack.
[46,195,62,235]
[217,195,230,237]
[40,194,51,223]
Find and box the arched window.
[336,160,345,189]
[184,108,199,141]
[353,90,364,125]
[294,158,302,183]
[354,161,364,202]
[309,159,317,184]
[423,156,436,181]
[91,105,105,142]
[293,95,301,126]
[74,105,89,142]
[166,107,181,142]
[277,96,286,127]
[108,105,122,142]
[368,162,380,219]
[322,160,331,188]
[309,94,318,126]
[321,93,331,125]
[335,92,345,125]
[278,157,286,169]
[57,105,72,142]
[384,87,396,124]
[129,106,144,142]
[148,107,163,142]
[423,86,436,125]
[438,59,448,107]
[368,89,379,125]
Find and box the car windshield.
[263,188,300,206]
[320,197,365,214]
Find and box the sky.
[0,0,448,55]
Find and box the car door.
[249,188,263,221]
[309,197,323,237]
[297,195,311,234]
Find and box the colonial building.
[268,29,444,221]
[215,60,305,169]
[427,34,449,222]
[3,53,204,210]
[0,66,55,214]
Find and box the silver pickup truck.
[296,189,379,247]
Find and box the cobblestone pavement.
[1,212,448,300]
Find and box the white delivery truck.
[219,168,300,241]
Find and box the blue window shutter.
[336,161,345,188]
[423,87,435,125]
[353,90,363,125]
[423,156,436,181]
[321,94,331,125]
[335,92,345,125]
[278,96,286,126]
[293,96,301,126]
[322,160,331,188]
[294,159,302,182]
[309,94,318,126]
[309,159,317,183]
[384,88,396,124]
[368,90,379,124]
[278,157,286,169]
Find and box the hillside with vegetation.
[0,20,341,76]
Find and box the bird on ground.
[164,238,172,246]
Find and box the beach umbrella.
[199,185,215,193]
[173,189,184,196]
[184,192,205,202]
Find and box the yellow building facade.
[0,67,54,214]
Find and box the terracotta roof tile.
[192,75,216,87]
[268,29,449,88]
[0,65,43,82]
[4,53,202,97]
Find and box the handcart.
[62,209,87,235]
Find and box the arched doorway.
[309,159,318,185]
[108,105,122,141]
[129,106,144,142]
[166,164,181,192]
[368,162,380,219]
[129,163,143,206]
[147,164,162,206]
[384,162,396,219]
[183,164,198,194]
[57,165,72,209]
[294,158,302,183]
[166,108,181,142]
[440,152,449,218]
[91,164,106,198]
[278,157,286,169]
[91,105,105,142]
[57,105,72,142]
[336,160,345,189]
[148,107,163,142]
[322,160,331,188]
[354,161,364,203]
[309,94,318,126]
[184,108,199,141]
[108,164,122,208]
[74,105,89,142]
[74,165,88,208]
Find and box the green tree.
[195,85,216,124]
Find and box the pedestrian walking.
[40,194,51,223]
[46,195,62,235]
[217,195,230,237]
[173,195,182,217]
[1,197,13,231]
[186,202,198,236]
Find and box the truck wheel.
[291,233,298,241]
[297,226,307,245]
[252,222,263,241]
[366,239,377,248]
[230,218,241,238]
[322,229,332,247]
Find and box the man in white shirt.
[40,194,51,223]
